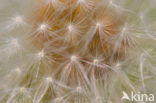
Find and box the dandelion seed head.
[1,0,155,102]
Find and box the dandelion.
[0,0,156,103]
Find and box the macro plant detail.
[0,0,156,103]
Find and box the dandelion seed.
[55,98,61,102]
[14,16,23,23]
[76,86,82,92]
[68,24,74,32]
[20,87,25,92]
[109,0,113,4]
[96,22,102,27]
[140,13,144,20]
[15,67,21,73]
[95,96,101,101]
[115,63,120,68]
[39,24,47,31]
[6,74,11,78]
[12,39,19,46]
[122,27,127,32]
[93,59,99,65]
[38,50,44,58]
[28,95,31,98]
[46,77,52,82]
[78,0,85,3]
[71,55,77,61]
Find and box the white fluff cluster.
[0,0,156,103]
